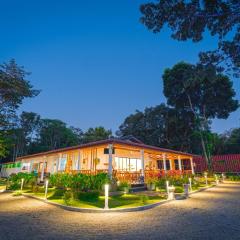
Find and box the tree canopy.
[162,62,238,165]
[117,104,198,153]
[82,127,112,143]
[140,0,240,77]
[0,60,39,157]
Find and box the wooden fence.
[193,154,240,173]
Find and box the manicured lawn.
[20,187,166,209]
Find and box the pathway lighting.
[21,178,24,191]
[104,184,109,210]
[189,178,192,191]
[45,180,49,200]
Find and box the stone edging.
[20,184,216,213]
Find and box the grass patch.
[21,187,166,209]
[51,194,165,209]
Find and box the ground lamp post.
[204,172,208,185]
[222,173,225,182]
[168,185,175,200]
[20,178,24,191]
[189,177,192,191]
[104,184,109,210]
[215,174,219,185]
[45,179,49,200]
[183,184,189,198]
[166,180,169,195]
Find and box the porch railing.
[56,169,193,183]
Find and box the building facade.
[1,138,195,182]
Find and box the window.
[59,154,67,171]
[115,157,142,171]
[166,160,170,170]
[174,159,179,170]
[157,160,163,169]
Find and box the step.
[131,183,145,188]
[130,186,147,193]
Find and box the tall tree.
[29,119,81,153]
[82,127,112,143]
[214,128,240,154]
[0,59,39,157]
[118,104,198,153]
[162,62,239,166]
[140,0,240,77]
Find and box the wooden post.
[163,154,167,171]
[57,153,62,172]
[77,151,81,171]
[108,144,113,179]
[178,156,182,171]
[190,157,195,174]
[40,156,46,182]
[169,159,173,170]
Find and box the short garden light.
[189,177,192,191]
[104,184,109,210]
[166,180,169,195]
[204,172,208,185]
[45,179,49,200]
[215,174,219,185]
[21,178,24,191]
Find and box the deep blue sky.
[1,1,239,134]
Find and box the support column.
[178,156,182,171]
[169,159,173,170]
[140,149,144,183]
[51,159,55,174]
[40,156,46,182]
[163,154,167,171]
[190,157,195,174]
[29,160,33,173]
[108,144,113,179]
[77,151,81,171]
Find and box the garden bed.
[21,187,166,209]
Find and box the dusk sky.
[1,0,239,134]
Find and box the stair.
[130,183,147,193]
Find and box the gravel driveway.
[0,183,239,240]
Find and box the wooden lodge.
[3,137,195,183]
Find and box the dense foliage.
[163,62,238,165]
[140,0,240,77]
[7,172,37,190]
[0,60,40,157]
[49,173,109,192]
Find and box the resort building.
[1,137,195,182]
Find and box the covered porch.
[19,139,195,184]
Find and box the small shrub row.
[49,172,109,192]
[7,172,37,190]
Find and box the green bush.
[118,181,130,191]
[174,186,184,193]
[62,191,72,205]
[50,173,109,192]
[12,191,22,196]
[8,172,37,190]
[49,189,65,199]
[139,195,149,205]
[49,173,73,189]
[74,190,100,202]
[228,175,240,181]
[32,185,40,193]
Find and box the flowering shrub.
[49,173,109,192]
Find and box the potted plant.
[146,177,157,191]
[118,181,130,193]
